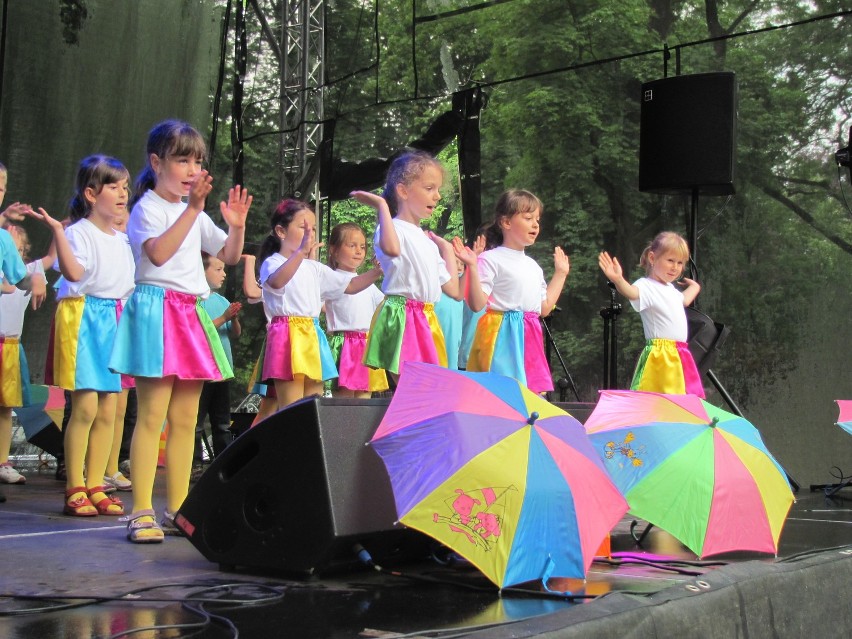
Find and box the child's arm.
[241,254,262,302]
[26,208,85,282]
[144,172,213,266]
[265,220,317,290]
[598,251,639,301]
[217,186,252,265]
[211,301,242,338]
[679,277,701,306]
[27,261,47,310]
[350,191,399,257]
[1,279,15,294]
[542,247,570,317]
[344,265,383,294]
[430,232,461,300]
[452,236,488,312]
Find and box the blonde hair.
[328,222,366,270]
[639,231,689,274]
[382,150,444,215]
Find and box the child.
[350,151,460,377]
[103,206,134,491]
[324,222,388,397]
[453,189,569,393]
[0,224,52,486]
[29,155,135,517]
[259,199,382,409]
[241,252,278,426]
[598,231,704,397]
[193,252,241,472]
[0,162,48,491]
[109,119,252,542]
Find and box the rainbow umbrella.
[369,362,627,588]
[836,400,852,436]
[584,390,795,558]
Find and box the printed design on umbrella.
[603,432,645,467]
[432,486,516,550]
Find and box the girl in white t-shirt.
[454,189,569,392]
[258,200,381,409]
[350,151,461,378]
[598,231,704,397]
[30,155,136,518]
[108,120,252,542]
[324,222,388,398]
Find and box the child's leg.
[0,407,12,465]
[274,377,307,410]
[332,388,371,399]
[164,379,204,514]
[106,389,129,477]
[250,396,278,426]
[208,380,233,456]
[130,377,175,513]
[65,390,98,490]
[84,392,118,490]
[303,377,324,399]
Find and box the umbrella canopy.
[370,362,627,588]
[584,389,794,558]
[13,384,66,457]
[836,400,852,436]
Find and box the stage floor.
[1,466,850,638]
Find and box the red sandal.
[87,486,125,516]
[64,486,97,517]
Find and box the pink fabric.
[162,289,221,379]
[522,311,552,392]
[262,315,293,381]
[676,341,705,398]
[338,331,370,391]
[399,300,441,366]
[115,301,135,389]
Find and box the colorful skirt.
[329,331,389,392]
[46,296,123,392]
[0,337,24,407]
[467,309,553,393]
[363,295,447,375]
[631,338,705,397]
[262,315,337,383]
[109,284,233,381]
[247,335,269,396]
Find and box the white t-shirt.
[127,190,227,297]
[260,254,351,318]
[56,218,135,301]
[373,218,451,303]
[477,246,547,313]
[325,270,384,332]
[630,277,688,342]
[0,261,40,337]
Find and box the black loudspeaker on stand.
[176,397,429,575]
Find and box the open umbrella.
[13,384,66,457]
[584,389,794,558]
[836,400,852,436]
[369,362,627,588]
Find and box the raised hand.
[220,185,252,229]
[349,190,388,210]
[472,234,486,256]
[554,246,570,276]
[1,202,34,225]
[598,251,623,282]
[188,170,214,212]
[452,236,477,268]
[26,207,64,232]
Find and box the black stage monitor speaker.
[176,396,428,575]
[639,72,737,195]
[686,307,730,377]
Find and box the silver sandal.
[126,509,164,544]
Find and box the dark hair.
[69,155,130,223]
[327,222,365,270]
[257,198,314,266]
[382,150,443,216]
[130,119,207,208]
[483,189,543,249]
